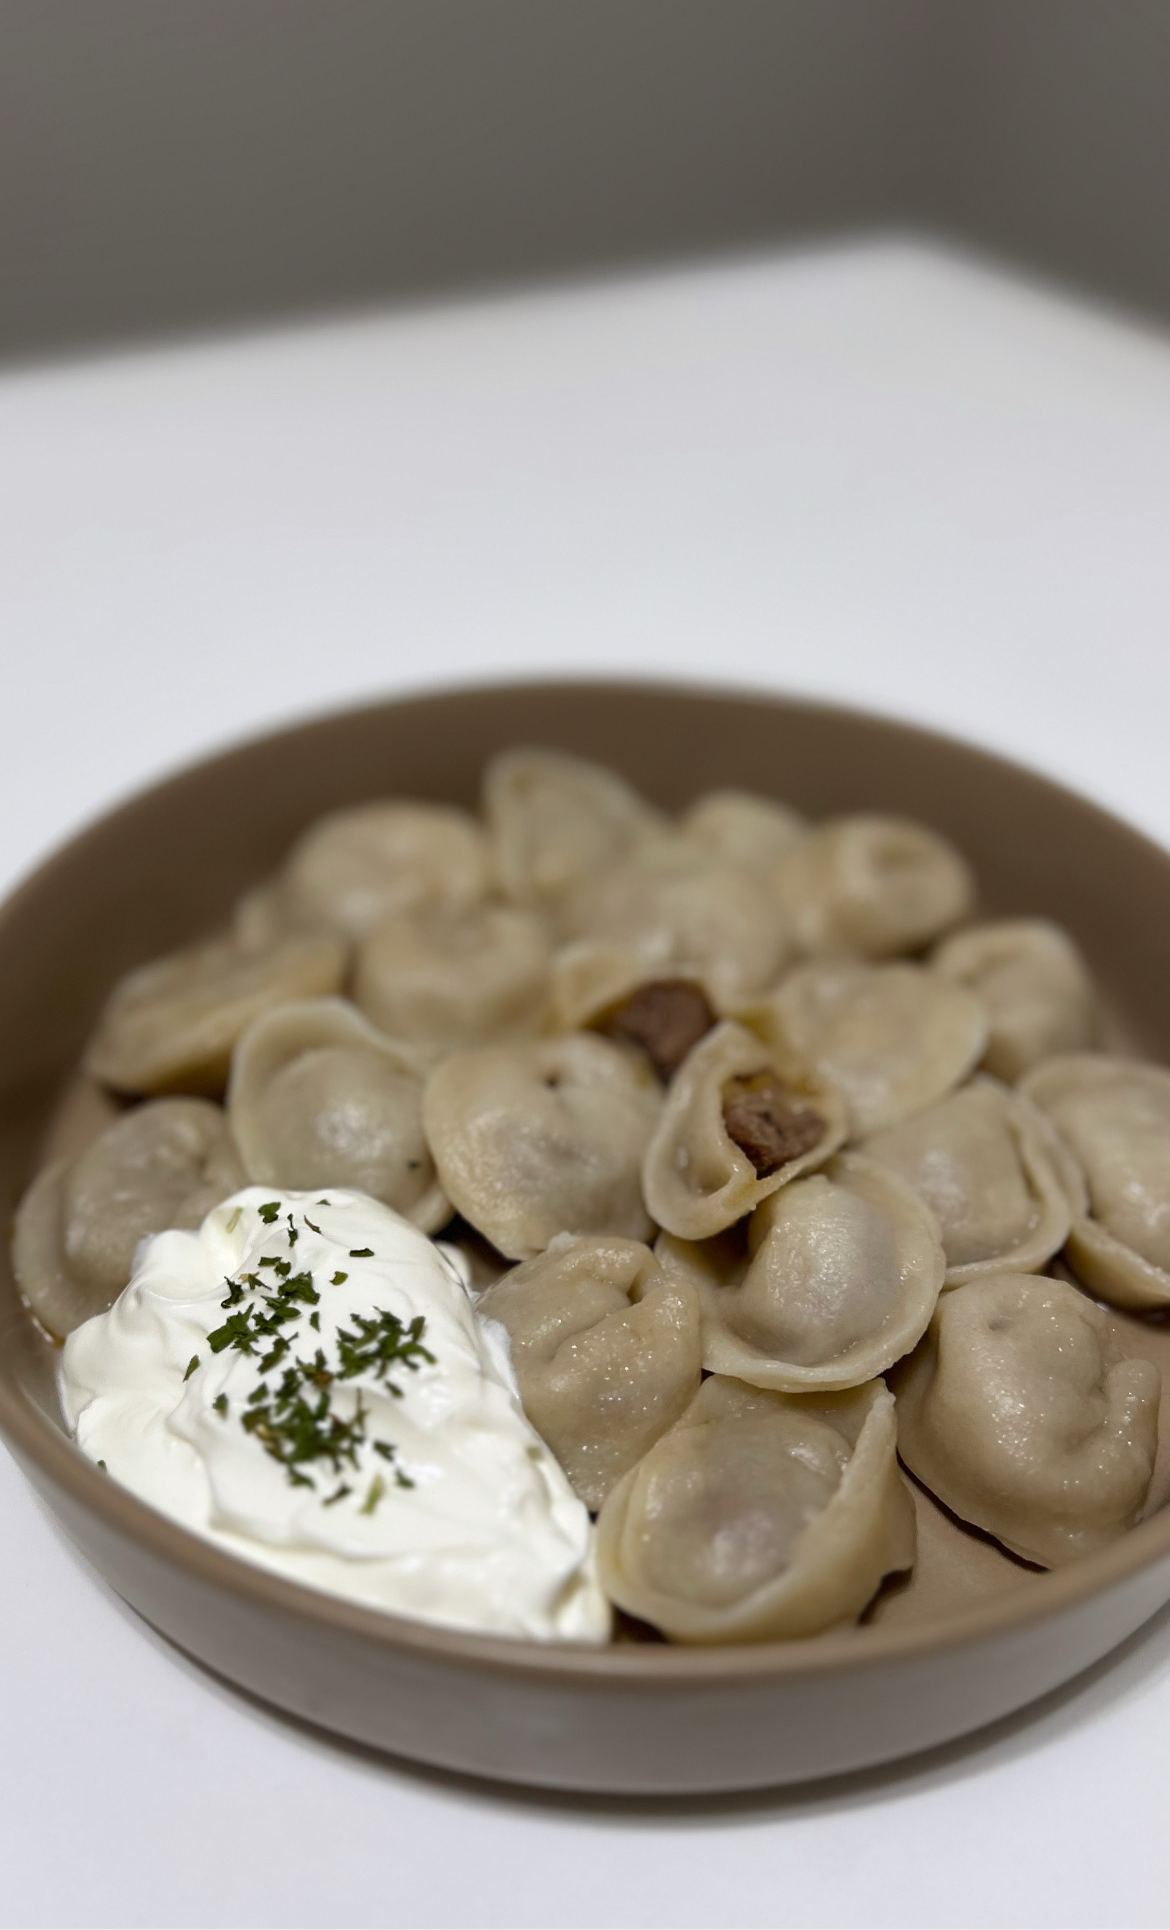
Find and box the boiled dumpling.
[547,942,718,1081]
[227,998,448,1232]
[423,1033,662,1259]
[353,902,551,1050]
[679,790,807,874]
[477,1235,702,1510]
[894,1271,1159,1567]
[932,919,1097,1081]
[657,1152,944,1390]
[739,960,986,1139]
[643,1020,845,1240]
[13,1098,245,1338]
[862,1075,1075,1285]
[484,747,665,907]
[84,930,346,1097]
[559,846,791,1006]
[779,814,975,959]
[596,1376,914,1642]
[1022,1054,1170,1310]
[274,801,491,940]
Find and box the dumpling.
[353,902,551,1050]
[423,1033,662,1260]
[1022,1054,1170,1311]
[657,1153,944,1390]
[642,1020,845,1240]
[862,1076,1074,1285]
[739,961,986,1139]
[12,1098,245,1338]
[894,1271,1159,1567]
[932,919,1097,1081]
[477,1235,702,1510]
[483,748,665,907]
[275,801,491,940]
[596,1376,914,1642]
[560,847,791,1004]
[84,930,346,1097]
[547,942,717,1081]
[780,814,975,958]
[227,998,448,1232]
[679,789,807,873]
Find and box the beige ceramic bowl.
[3,680,1170,1795]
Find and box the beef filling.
[598,979,716,1082]
[722,1071,825,1177]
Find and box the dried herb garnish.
[349,1247,374,1258]
[183,1354,200,1382]
[188,1215,428,1501]
[258,1202,281,1224]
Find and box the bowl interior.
[4,677,1170,1661]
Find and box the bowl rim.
[4,672,1170,1686]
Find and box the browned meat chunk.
[598,980,716,1081]
[721,1072,825,1177]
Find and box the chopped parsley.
[187,1213,427,1504]
[349,1247,374,1259]
[225,1205,243,1233]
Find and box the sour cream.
[61,1187,610,1643]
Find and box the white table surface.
[3,238,1170,1930]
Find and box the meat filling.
[721,1072,825,1177]
[598,980,716,1082]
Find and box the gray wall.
[2,1,1169,365]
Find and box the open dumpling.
[271,801,491,941]
[657,1153,944,1390]
[484,748,665,907]
[354,902,551,1051]
[423,1033,662,1259]
[932,919,1097,1081]
[477,1235,702,1510]
[862,1075,1075,1285]
[545,943,719,1082]
[1022,1054,1170,1310]
[779,814,975,959]
[559,847,792,1005]
[84,930,346,1097]
[642,1020,846,1240]
[894,1271,1159,1567]
[227,998,448,1231]
[13,1098,245,1338]
[596,1376,914,1642]
[739,960,986,1139]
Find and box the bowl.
[3,678,1170,1796]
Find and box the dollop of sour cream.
[60,1188,610,1644]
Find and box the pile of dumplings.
[15,748,1170,1645]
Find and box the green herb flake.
[183,1354,200,1382]
[97,1459,108,1472]
[225,1205,243,1233]
[303,1216,322,1235]
[213,1394,228,1418]
[360,1473,386,1516]
[349,1247,374,1259]
[322,1482,351,1507]
[286,1214,299,1246]
[309,1311,320,1331]
[331,1271,348,1286]
[258,1201,281,1224]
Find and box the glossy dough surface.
[741,961,986,1138]
[227,997,447,1232]
[780,814,975,958]
[895,1272,1159,1566]
[354,902,551,1049]
[862,1076,1075,1284]
[1023,1054,1170,1309]
[423,1033,662,1259]
[596,1376,914,1642]
[478,1235,702,1511]
[932,919,1096,1081]
[13,1098,245,1337]
[658,1153,944,1390]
